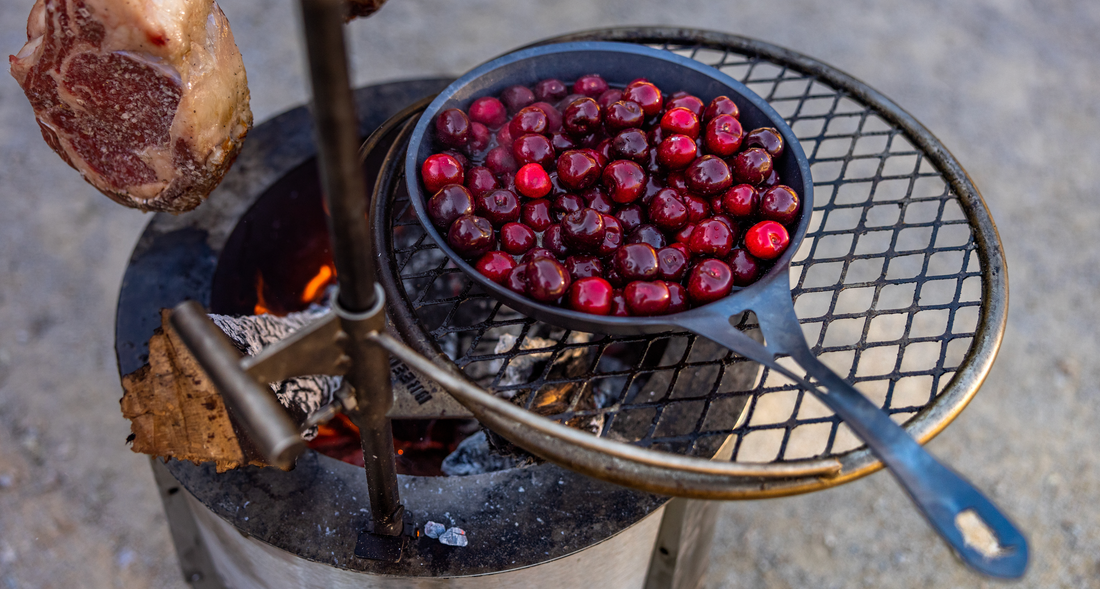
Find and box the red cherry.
[580,147,608,168]
[515,163,552,198]
[551,193,585,219]
[526,257,571,302]
[501,85,535,114]
[500,222,537,255]
[616,204,645,233]
[612,128,650,163]
[727,248,762,286]
[626,225,667,249]
[687,259,733,305]
[564,255,604,280]
[759,185,801,225]
[656,246,689,281]
[568,277,614,315]
[612,243,659,281]
[556,150,601,191]
[534,79,568,103]
[597,214,624,258]
[682,194,709,223]
[624,281,671,316]
[673,223,695,244]
[666,282,689,314]
[475,189,520,227]
[760,167,781,188]
[660,107,701,139]
[513,134,555,168]
[657,135,698,169]
[685,155,733,196]
[666,170,688,191]
[647,188,688,231]
[550,131,578,154]
[441,150,468,170]
[562,97,602,136]
[521,198,553,231]
[485,146,517,176]
[597,89,623,109]
[704,96,740,121]
[744,127,784,157]
[665,94,705,118]
[722,184,759,218]
[605,100,645,133]
[521,247,554,264]
[435,108,470,147]
[506,263,529,294]
[573,74,609,99]
[447,214,494,258]
[687,219,734,258]
[509,106,548,137]
[475,251,516,284]
[561,208,606,252]
[495,125,515,149]
[428,184,474,228]
[730,148,773,185]
[602,160,647,204]
[744,221,790,260]
[581,186,614,214]
[610,289,630,316]
[468,96,508,129]
[667,242,691,258]
[544,224,569,258]
[465,166,498,197]
[465,122,491,155]
[622,81,663,117]
[421,153,464,194]
[704,114,744,157]
[529,102,563,133]
[595,139,614,166]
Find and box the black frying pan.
[404,42,1026,577]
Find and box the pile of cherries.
[420,74,800,316]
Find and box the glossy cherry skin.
[727,248,762,286]
[447,214,494,258]
[760,167,781,188]
[526,256,571,302]
[513,134,555,169]
[687,259,733,305]
[550,131,578,154]
[468,96,508,129]
[624,281,671,316]
[597,89,623,109]
[656,246,689,281]
[465,166,498,197]
[665,94,705,118]
[520,198,552,231]
[485,146,517,176]
[551,193,585,219]
[730,148,773,185]
[562,97,602,136]
[673,223,695,244]
[564,255,604,281]
[602,160,647,204]
[657,134,698,169]
[704,114,744,157]
[622,81,663,117]
[422,153,465,194]
[475,189,521,227]
[616,204,645,233]
[667,242,691,258]
[544,224,569,258]
[465,122,492,154]
[530,102,563,133]
[610,289,630,316]
[666,170,688,192]
[509,106,548,137]
[561,208,606,252]
[685,155,733,196]
[597,214,624,258]
[604,100,644,132]
[506,263,529,294]
[682,194,709,223]
[534,78,568,103]
[759,185,801,225]
[744,127,784,157]
[435,108,470,147]
[500,222,537,255]
[475,251,516,284]
[704,96,739,121]
[566,277,613,315]
[722,184,759,218]
[501,85,536,114]
[744,221,790,260]
[581,186,615,214]
[627,225,667,249]
[712,214,738,236]
[595,139,614,166]
[666,282,689,314]
[660,107,701,139]
[495,125,515,149]
[428,184,474,228]
[556,150,601,191]
[521,247,554,264]
[612,128,650,162]
[612,243,659,281]
[573,74,609,99]
[515,163,552,198]
[648,188,689,231]
[687,219,734,258]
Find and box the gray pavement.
[1,0,1098,587]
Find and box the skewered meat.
[9,0,252,213]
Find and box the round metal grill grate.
[375,29,1005,497]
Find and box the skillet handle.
[673,279,1028,579]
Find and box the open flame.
[253,262,337,316]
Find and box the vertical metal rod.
[296,0,403,537]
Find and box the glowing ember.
[300,263,335,304]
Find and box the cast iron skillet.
[404,42,1026,577]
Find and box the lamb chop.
[9,0,253,213]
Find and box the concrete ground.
[1,0,1098,587]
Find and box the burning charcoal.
[440,431,530,476]
[424,521,446,539]
[439,527,468,547]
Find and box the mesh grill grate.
[382,40,983,466]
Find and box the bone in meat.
[9,0,252,213]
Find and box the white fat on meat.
[9,0,252,212]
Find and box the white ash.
[439,527,468,547]
[209,305,338,439]
[423,521,446,539]
[440,431,530,476]
[486,332,591,396]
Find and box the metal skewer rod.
[297,0,403,540]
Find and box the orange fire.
[253,272,271,315]
[301,263,335,304]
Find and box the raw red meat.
[9,0,252,212]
